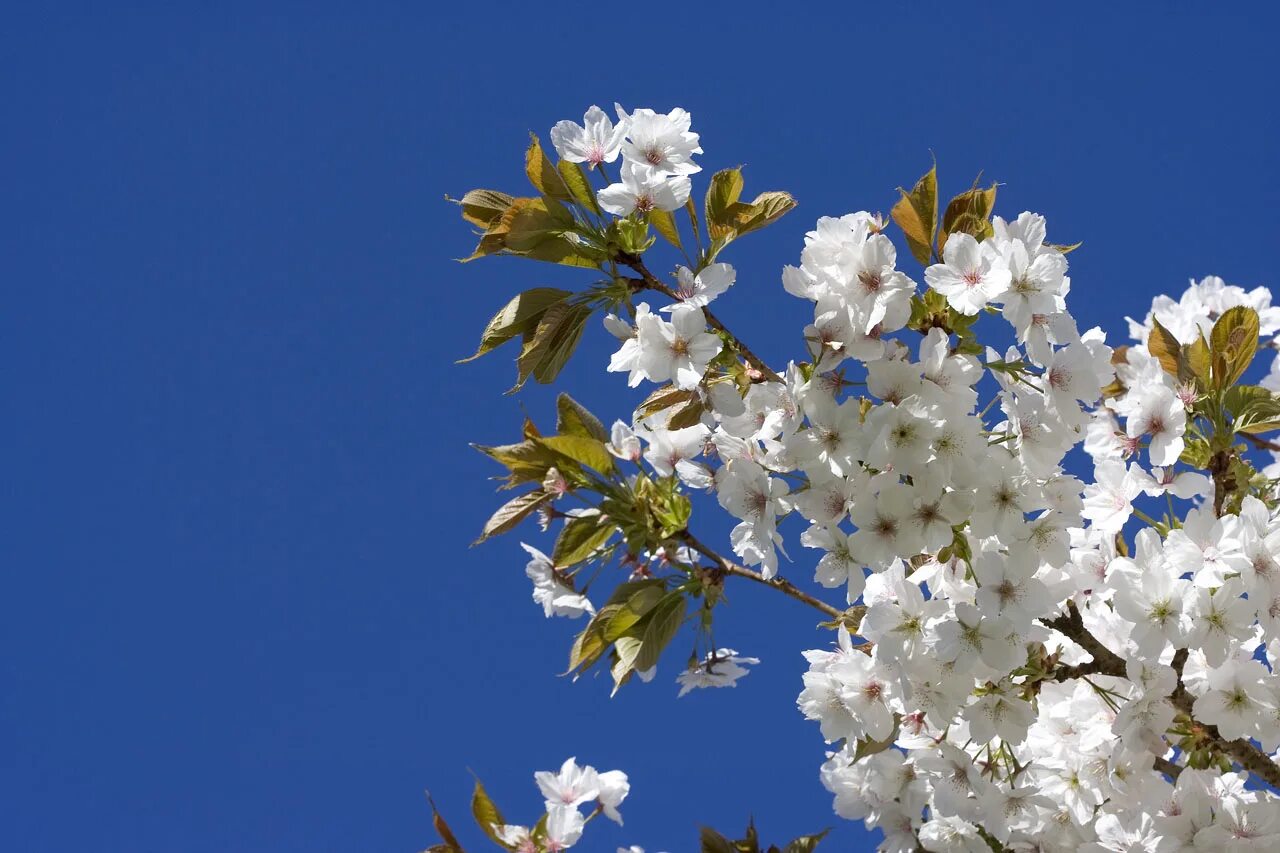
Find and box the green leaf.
[730,191,798,236]
[451,189,515,228]
[470,780,509,849]
[700,827,737,853]
[705,168,745,237]
[474,490,549,544]
[1211,305,1260,389]
[890,163,938,266]
[635,591,687,672]
[459,287,571,363]
[1180,436,1212,469]
[536,434,614,474]
[514,302,593,390]
[648,208,683,249]
[556,393,609,442]
[525,134,572,201]
[504,197,575,252]
[518,235,605,269]
[602,585,667,642]
[551,512,615,567]
[782,830,830,853]
[1226,385,1280,434]
[557,160,600,214]
[474,441,544,483]
[1147,316,1183,377]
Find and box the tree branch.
[676,529,847,621]
[1045,603,1280,791]
[619,255,783,383]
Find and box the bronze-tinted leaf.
[889,164,937,266]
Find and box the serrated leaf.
[459,287,571,363]
[635,592,687,672]
[602,585,667,642]
[519,235,604,269]
[557,160,600,214]
[504,197,575,252]
[637,385,698,418]
[783,830,830,853]
[731,191,797,236]
[525,134,572,201]
[474,490,549,544]
[1147,316,1182,377]
[470,780,509,849]
[514,302,593,390]
[705,168,745,233]
[536,434,614,473]
[552,513,615,567]
[556,393,608,442]
[665,397,706,429]
[890,164,937,266]
[1211,305,1260,389]
[452,189,515,228]
[1226,385,1280,435]
[648,208,682,249]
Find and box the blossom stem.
[619,256,783,383]
[676,529,846,621]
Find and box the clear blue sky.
[4,5,1278,852]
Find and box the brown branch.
[1243,433,1280,453]
[676,529,846,621]
[1042,602,1127,679]
[1153,756,1183,779]
[619,256,783,383]
[1045,604,1280,791]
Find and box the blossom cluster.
[463,105,1280,851]
[494,758,632,853]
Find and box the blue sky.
[4,5,1279,852]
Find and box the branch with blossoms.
[435,102,1280,852]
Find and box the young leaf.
[783,830,831,853]
[459,288,571,363]
[474,490,549,544]
[634,592,687,672]
[1147,316,1183,377]
[525,134,573,201]
[537,434,615,474]
[556,393,609,442]
[705,167,745,233]
[1210,305,1260,389]
[514,302,593,390]
[426,793,465,853]
[700,827,737,853]
[470,780,510,849]
[937,180,997,254]
[648,208,683,249]
[552,513,615,567]
[890,164,938,266]
[556,160,600,214]
[451,189,515,228]
[731,191,797,236]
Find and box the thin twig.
[620,256,783,383]
[677,529,845,620]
